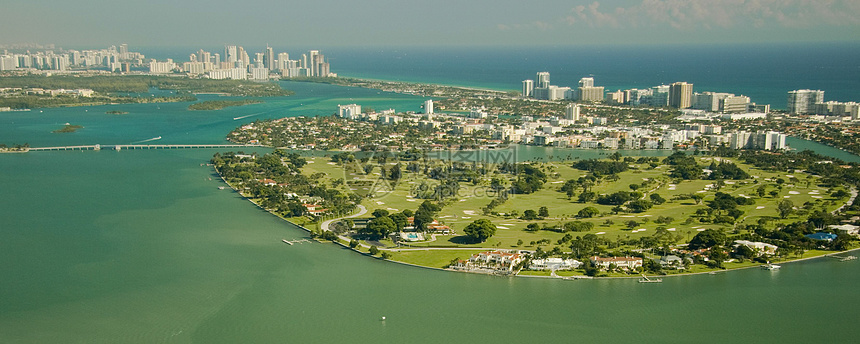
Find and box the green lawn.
[303,156,849,261]
[386,249,479,268]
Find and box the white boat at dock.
[761,263,781,270]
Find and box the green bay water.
[2,82,860,343]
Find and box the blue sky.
[2,0,859,47]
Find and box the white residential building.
[734,240,778,255]
[338,104,362,120]
[208,68,247,80]
[522,79,534,97]
[787,89,824,114]
[590,256,643,270]
[529,258,582,270]
[149,59,176,74]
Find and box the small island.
[53,124,83,133]
[106,110,128,115]
[213,111,860,279]
[188,99,263,111]
[0,75,293,110]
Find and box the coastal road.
[832,187,858,215]
[320,204,367,232]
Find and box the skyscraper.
[787,89,824,114]
[264,45,274,70]
[225,45,238,64]
[238,47,250,67]
[119,44,128,59]
[308,50,320,77]
[669,82,693,109]
[254,53,264,68]
[579,77,594,87]
[565,103,581,121]
[536,72,550,88]
[424,99,434,115]
[522,80,534,97]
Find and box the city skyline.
[2,1,859,47]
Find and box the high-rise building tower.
[565,103,581,121]
[579,77,594,87]
[424,99,434,115]
[669,82,693,109]
[308,50,320,77]
[119,44,128,59]
[264,45,274,70]
[225,45,238,64]
[522,80,534,97]
[536,72,550,88]
[239,47,250,67]
[254,52,265,68]
[787,89,824,114]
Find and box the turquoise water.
[142,44,860,109]
[787,136,860,163]
[2,82,860,343]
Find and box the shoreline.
[330,75,512,94]
[213,164,859,281]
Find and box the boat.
[282,239,293,245]
[638,274,663,283]
[761,263,781,270]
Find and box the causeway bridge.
[26,144,262,152]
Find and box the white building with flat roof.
[787,89,824,114]
[337,104,362,120]
[522,79,534,98]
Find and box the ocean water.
[3,54,860,343]
[140,43,860,109]
[327,43,860,109]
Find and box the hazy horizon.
[3,0,859,48]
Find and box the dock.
[638,274,663,283]
[282,239,311,245]
[829,255,858,262]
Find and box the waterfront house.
[733,240,778,255]
[529,258,582,271]
[454,250,525,273]
[303,204,328,216]
[589,256,643,271]
[405,217,451,233]
[829,224,859,237]
[658,255,685,269]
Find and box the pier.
[638,274,663,283]
[282,239,311,245]
[26,144,261,152]
[828,255,858,262]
